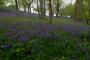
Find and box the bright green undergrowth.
[0,29,90,60]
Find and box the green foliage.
[0,5,15,12]
[0,0,4,6]
[0,30,90,60]
[0,16,89,60]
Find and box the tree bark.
[49,0,53,24]
[39,0,46,18]
[15,0,19,16]
[88,0,90,17]
[56,0,59,17]
[75,0,83,21]
[37,0,40,17]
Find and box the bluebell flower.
[1,44,12,49]
[18,35,30,42]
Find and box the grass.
[0,16,90,60]
[0,16,82,24]
[0,16,89,26]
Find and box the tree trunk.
[15,0,19,16]
[56,0,59,17]
[23,5,26,12]
[37,0,40,17]
[69,0,73,18]
[39,0,46,18]
[88,0,90,17]
[43,0,46,16]
[28,0,31,13]
[49,0,53,24]
[75,0,83,21]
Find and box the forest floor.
[0,16,90,36]
[0,14,90,60]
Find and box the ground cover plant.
[0,17,90,60]
[0,0,90,59]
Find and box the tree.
[49,0,53,24]
[69,0,73,17]
[75,0,83,21]
[88,0,90,17]
[56,0,60,17]
[22,0,34,13]
[15,0,19,16]
[39,0,46,18]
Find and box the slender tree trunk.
[56,0,59,17]
[43,0,46,16]
[39,0,46,18]
[60,8,63,18]
[75,0,83,21]
[49,0,53,24]
[39,0,43,18]
[15,0,19,16]
[29,5,31,13]
[37,0,39,17]
[29,1,31,13]
[88,0,90,17]
[27,0,34,14]
[28,5,31,14]
[69,0,72,18]
[28,6,29,14]
[23,5,26,12]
